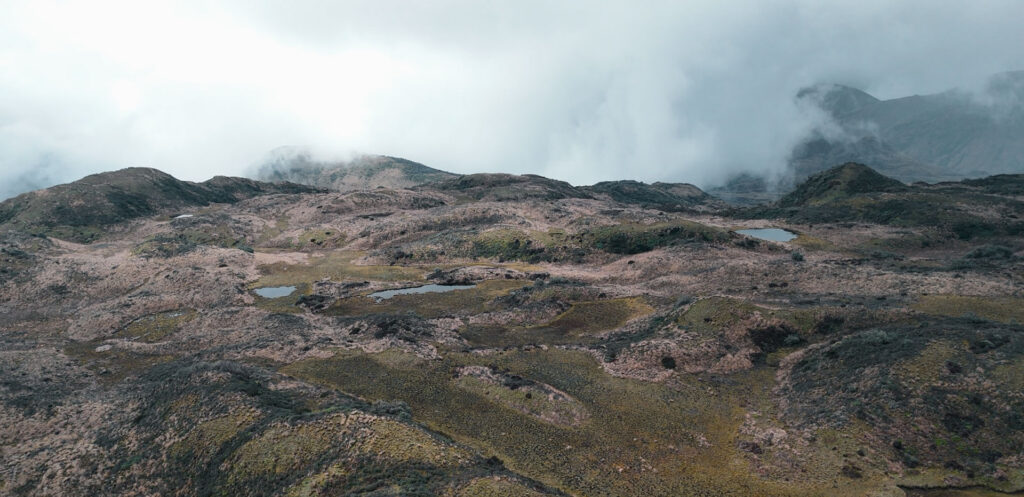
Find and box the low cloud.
[2,0,1023,199]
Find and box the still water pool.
[735,228,797,242]
[368,284,475,301]
[253,286,297,298]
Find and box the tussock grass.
[63,341,176,383]
[254,250,427,287]
[452,477,549,497]
[545,297,654,336]
[459,297,653,348]
[283,348,813,496]
[912,295,1024,324]
[115,309,197,342]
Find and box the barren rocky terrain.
[1,162,1022,496]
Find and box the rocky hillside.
[580,180,725,212]
[2,159,1024,497]
[777,162,908,208]
[423,173,592,202]
[0,167,321,242]
[753,163,1024,240]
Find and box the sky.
[2,0,1023,200]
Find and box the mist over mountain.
[3,1,1024,200]
[253,147,457,192]
[790,71,1024,183]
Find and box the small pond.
[368,284,475,301]
[735,228,797,242]
[253,286,297,298]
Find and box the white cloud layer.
[2,0,1023,198]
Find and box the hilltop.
[580,180,725,212]
[0,167,321,242]
[778,162,908,207]
[423,173,591,202]
[255,149,457,192]
[751,163,1024,240]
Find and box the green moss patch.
[454,476,550,497]
[462,220,731,263]
[296,228,347,250]
[170,411,259,460]
[114,309,197,342]
[677,297,816,337]
[912,295,1024,324]
[283,348,806,497]
[780,319,1024,475]
[454,366,589,427]
[133,223,253,257]
[63,341,176,383]
[458,297,653,348]
[582,220,731,254]
[255,250,427,287]
[227,416,347,479]
[545,297,653,336]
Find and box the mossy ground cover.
[225,416,350,483]
[758,191,1024,240]
[453,371,588,428]
[255,216,290,245]
[133,222,254,257]
[902,487,1024,497]
[912,295,1024,324]
[222,410,518,497]
[581,220,731,254]
[459,297,654,348]
[855,232,945,255]
[95,358,530,497]
[114,309,197,342]
[168,411,259,461]
[63,341,176,384]
[254,249,541,288]
[781,319,1024,486]
[254,250,428,287]
[19,225,105,243]
[451,476,550,497]
[544,297,654,336]
[463,220,731,263]
[791,233,836,252]
[677,296,818,338]
[295,228,347,250]
[468,229,575,263]
[282,348,821,497]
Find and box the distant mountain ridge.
[580,180,725,211]
[752,162,1024,239]
[424,173,592,202]
[791,71,1024,183]
[256,148,724,211]
[255,149,457,192]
